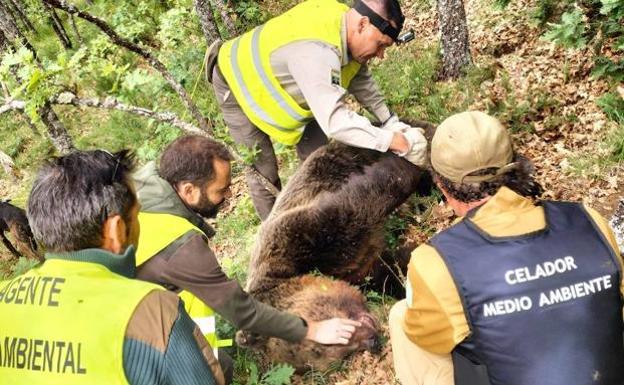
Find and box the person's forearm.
[347,66,392,123]
[213,285,307,342]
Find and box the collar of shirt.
[462,186,546,237]
[45,246,137,278]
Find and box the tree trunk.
[194,0,220,43]
[213,0,236,37]
[437,0,472,80]
[4,0,36,32]
[0,1,37,54]
[39,103,74,154]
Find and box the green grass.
[0,257,40,281]
[371,43,497,124]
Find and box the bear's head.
[237,275,380,372]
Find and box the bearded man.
[133,135,361,384]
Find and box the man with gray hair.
[208,0,426,219]
[389,111,624,385]
[0,150,224,385]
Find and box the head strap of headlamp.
[353,0,404,41]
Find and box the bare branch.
[2,94,279,196]
[69,14,82,45]
[44,3,72,49]
[39,103,74,153]
[43,0,213,134]
[0,98,24,114]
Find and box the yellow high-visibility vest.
[218,0,362,145]
[136,212,231,356]
[0,258,159,384]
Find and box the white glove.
[382,115,425,136]
[401,126,428,167]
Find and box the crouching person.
[389,111,624,385]
[0,150,224,385]
[133,135,361,383]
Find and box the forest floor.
[1,0,623,383]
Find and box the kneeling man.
[389,111,624,385]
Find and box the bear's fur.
[246,141,430,300]
[241,131,434,371]
[238,275,379,372]
[0,200,41,261]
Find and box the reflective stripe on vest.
[0,259,158,384]
[430,201,624,385]
[218,0,361,145]
[136,212,231,352]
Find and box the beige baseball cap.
[431,111,516,184]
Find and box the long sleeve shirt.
[268,16,395,152]
[133,163,308,343]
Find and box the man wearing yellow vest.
[0,150,224,385]
[133,135,362,384]
[208,0,427,220]
[389,111,624,385]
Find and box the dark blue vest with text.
[430,201,624,385]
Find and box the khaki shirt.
[269,16,394,152]
[402,187,624,354]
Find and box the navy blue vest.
[430,201,624,385]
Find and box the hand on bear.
[401,127,427,167]
[383,115,428,167]
[305,318,362,345]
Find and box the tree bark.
[45,4,72,49]
[0,148,16,178]
[437,0,472,80]
[43,0,214,134]
[69,14,83,45]
[0,1,35,53]
[39,102,74,154]
[194,0,220,43]
[4,0,36,32]
[212,0,236,37]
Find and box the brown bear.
[240,129,434,371]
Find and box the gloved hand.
[401,126,428,167]
[382,115,425,136]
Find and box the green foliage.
[537,0,624,83]
[597,92,624,124]
[247,362,295,385]
[592,57,624,82]
[384,213,410,251]
[543,8,588,49]
[214,195,260,282]
[494,0,512,9]
[234,1,268,28]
